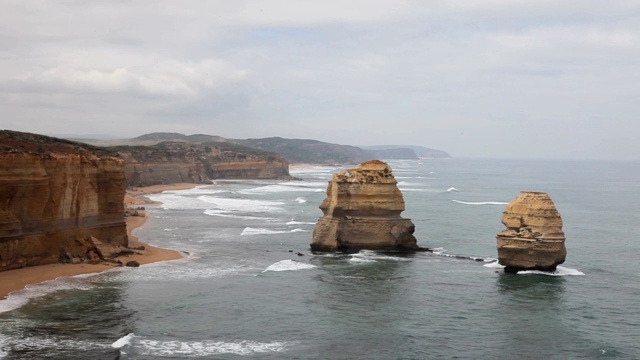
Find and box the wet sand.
[0,183,200,300]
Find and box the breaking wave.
[483,261,586,276]
[446,187,460,192]
[432,248,495,262]
[349,250,412,263]
[0,275,96,314]
[111,333,293,356]
[262,260,317,272]
[241,227,308,236]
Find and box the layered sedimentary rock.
[0,130,128,271]
[496,191,566,272]
[311,160,418,251]
[114,142,291,187]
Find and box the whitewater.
[1,158,639,359]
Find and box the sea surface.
[1,158,639,359]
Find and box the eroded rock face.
[0,130,128,271]
[496,191,566,272]
[114,142,291,187]
[311,160,417,251]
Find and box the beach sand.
[0,183,201,300]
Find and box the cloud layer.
[1,0,639,159]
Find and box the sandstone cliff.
[311,160,418,251]
[113,142,291,187]
[496,191,566,272]
[0,130,128,271]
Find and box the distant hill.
[73,132,450,164]
[131,133,227,144]
[369,148,419,160]
[232,137,372,164]
[364,145,451,158]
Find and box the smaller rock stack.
[311,160,418,252]
[496,191,566,272]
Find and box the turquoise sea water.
[1,158,639,359]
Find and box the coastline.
[0,183,201,301]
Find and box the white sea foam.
[4,336,109,352]
[262,260,317,272]
[112,333,135,348]
[238,182,328,195]
[115,262,258,281]
[483,261,505,269]
[136,339,292,356]
[286,220,316,226]
[294,197,307,203]
[0,333,9,359]
[241,227,307,236]
[451,200,508,205]
[446,187,460,192]
[518,266,585,276]
[204,209,278,221]
[199,196,285,213]
[349,250,411,263]
[0,276,95,314]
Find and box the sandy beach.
[0,183,200,300]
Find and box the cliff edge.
[0,130,128,271]
[112,142,291,187]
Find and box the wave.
[483,261,586,276]
[112,262,259,281]
[199,196,284,213]
[112,333,135,348]
[1,335,110,353]
[286,220,316,226]
[238,182,328,195]
[446,187,460,192]
[0,275,96,314]
[204,209,279,221]
[518,266,585,276]
[294,197,307,203]
[432,248,495,262]
[451,200,508,205]
[241,227,308,236]
[262,260,317,272]
[349,250,412,263]
[118,335,293,357]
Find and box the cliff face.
[311,160,418,251]
[0,130,127,271]
[114,142,291,187]
[496,191,566,272]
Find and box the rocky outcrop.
[0,130,128,271]
[496,191,566,272]
[311,160,418,251]
[113,142,291,187]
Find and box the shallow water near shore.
[1,158,639,359]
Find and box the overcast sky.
[1,1,639,159]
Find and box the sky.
[1,1,639,160]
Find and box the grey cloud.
[1,0,639,159]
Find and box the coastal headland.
[0,183,197,300]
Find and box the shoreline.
[0,183,201,301]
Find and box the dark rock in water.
[125,261,140,267]
[496,191,566,272]
[311,160,418,252]
[296,252,304,256]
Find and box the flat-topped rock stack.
[311,160,418,252]
[496,191,567,273]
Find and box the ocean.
[1,158,639,359]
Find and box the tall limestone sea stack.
[0,130,128,271]
[496,191,567,273]
[311,160,418,251]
